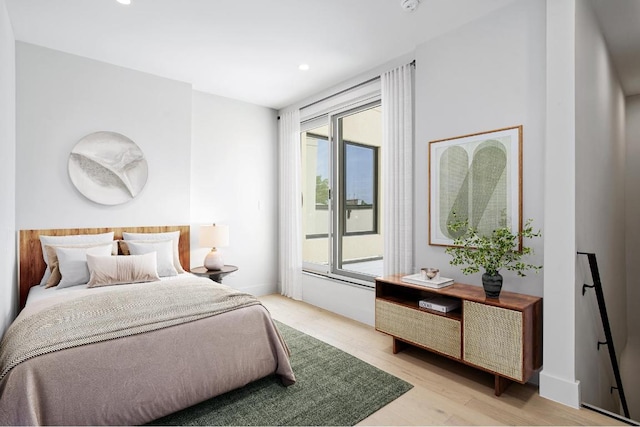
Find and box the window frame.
[301,99,382,286]
[341,139,379,237]
[304,132,330,240]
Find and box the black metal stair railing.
[578,252,630,419]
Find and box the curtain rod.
[299,76,380,111]
[278,60,415,119]
[300,60,416,111]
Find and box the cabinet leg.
[494,375,512,396]
[392,338,408,354]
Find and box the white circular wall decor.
[68,131,148,205]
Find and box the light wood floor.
[260,294,624,426]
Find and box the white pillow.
[87,253,160,287]
[125,240,178,277]
[44,241,119,288]
[122,231,185,273]
[39,232,115,286]
[56,243,114,289]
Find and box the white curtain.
[382,64,414,276]
[278,110,303,299]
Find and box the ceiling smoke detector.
[400,0,420,12]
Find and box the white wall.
[13,43,279,315]
[622,94,640,420]
[190,90,278,296]
[0,0,16,336]
[540,0,579,408]
[302,273,375,325]
[414,1,545,296]
[413,0,551,394]
[574,0,628,414]
[15,43,192,230]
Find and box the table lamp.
[200,224,229,270]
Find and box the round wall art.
[68,131,148,205]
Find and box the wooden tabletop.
[191,265,238,275]
[377,274,541,311]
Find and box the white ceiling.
[5,0,517,109]
[5,0,640,109]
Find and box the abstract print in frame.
[429,125,522,247]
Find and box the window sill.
[302,270,376,290]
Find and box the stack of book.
[419,296,461,313]
[401,273,454,289]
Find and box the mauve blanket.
[0,277,295,426]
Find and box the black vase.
[482,272,503,298]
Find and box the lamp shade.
[200,224,229,248]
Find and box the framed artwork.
[429,125,522,247]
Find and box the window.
[301,102,383,283]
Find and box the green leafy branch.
[444,216,542,277]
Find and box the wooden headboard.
[18,225,190,310]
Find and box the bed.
[0,226,295,426]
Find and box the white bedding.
[25,273,196,306]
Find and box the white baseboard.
[235,282,276,297]
[539,370,581,408]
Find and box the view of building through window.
[344,141,378,235]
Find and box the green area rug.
[150,321,413,426]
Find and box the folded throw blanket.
[0,277,260,381]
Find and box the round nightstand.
[191,265,238,283]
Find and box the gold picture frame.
[429,125,523,247]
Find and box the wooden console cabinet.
[375,275,542,395]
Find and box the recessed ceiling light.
[298,64,310,71]
[117,0,131,5]
[400,0,420,12]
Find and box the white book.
[419,296,461,313]
[401,273,454,289]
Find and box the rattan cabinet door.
[375,299,461,359]
[463,300,524,381]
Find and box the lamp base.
[204,249,224,270]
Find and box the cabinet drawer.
[463,300,524,381]
[375,299,461,359]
